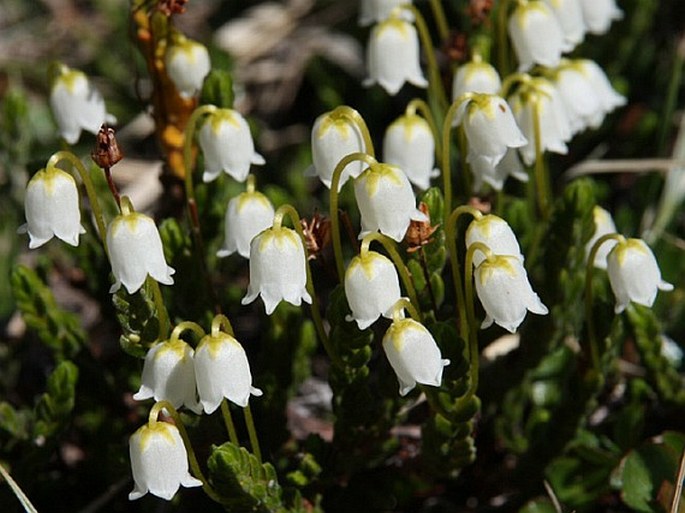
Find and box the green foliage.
[33,361,78,439]
[201,69,235,109]
[112,285,159,358]
[11,265,85,361]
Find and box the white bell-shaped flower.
[383,113,438,190]
[359,0,413,26]
[344,250,402,329]
[354,162,427,242]
[194,331,263,412]
[308,110,366,190]
[585,206,618,269]
[199,109,265,183]
[576,60,626,116]
[542,0,586,50]
[452,59,502,101]
[242,226,312,314]
[382,309,450,396]
[165,34,211,99]
[509,78,572,165]
[579,0,623,35]
[364,17,428,95]
[107,205,175,294]
[454,93,527,170]
[469,147,529,192]
[217,188,275,259]
[466,214,524,267]
[49,64,112,144]
[508,0,565,71]
[129,421,202,500]
[474,254,548,333]
[606,238,673,314]
[20,167,85,249]
[133,340,202,414]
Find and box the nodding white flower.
[49,64,113,144]
[552,60,625,134]
[466,214,524,267]
[469,147,529,192]
[194,331,263,412]
[308,110,366,190]
[107,208,175,294]
[364,17,428,95]
[383,113,438,190]
[579,0,623,35]
[508,77,572,165]
[508,0,565,71]
[359,0,413,26]
[165,34,211,99]
[454,93,527,170]
[129,420,202,501]
[585,206,618,269]
[344,250,402,329]
[217,189,275,259]
[199,109,265,183]
[474,254,548,333]
[382,314,450,396]
[133,340,202,414]
[19,167,85,249]
[606,238,673,314]
[452,59,502,101]
[354,162,427,242]
[542,0,586,50]
[242,226,312,314]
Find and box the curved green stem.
[46,151,108,252]
[403,5,449,111]
[407,98,442,160]
[243,404,262,463]
[428,0,450,42]
[585,233,624,370]
[149,400,224,504]
[273,204,344,369]
[148,276,170,341]
[220,399,240,446]
[441,94,474,223]
[463,242,493,399]
[211,313,235,337]
[182,106,217,202]
[497,0,514,76]
[390,297,421,323]
[329,152,379,281]
[360,233,422,321]
[169,321,206,345]
[532,97,551,219]
[330,106,375,157]
[445,205,483,341]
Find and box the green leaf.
[200,69,235,109]
[33,361,79,439]
[112,286,159,358]
[11,265,85,360]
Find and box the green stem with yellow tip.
[273,205,343,369]
[585,233,625,370]
[46,151,108,252]
[532,97,551,219]
[330,106,376,157]
[445,205,483,341]
[390,297,421,323]
[169,321,206,344]
[329,152,379,282]
[428,0,450,43]
[360,233,422,321]
[148,400,224,504]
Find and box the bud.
[382,315,450,396]
[129,421,202,500]
[579,0,623,35]
[194,331,263,412]
[508,0,565,71]
[91,125,123,168]
[217,189,275,259]
[474,254,548,333]
[308,110,365,190]
[19,167,85,249]
[165,34,211,99]
[364,17,428,95]
[49,63,113,144]
[198,108,265,183]
[354,162,427,242]
[382,113,437,190]
[466,214,524,267]
[133,339,202,414]
[344,251,402,330]
[585,206,618,269]
[242,226,312,314]
[452,59,502,101]
[107,207,175,294]
[606,238,673,314]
